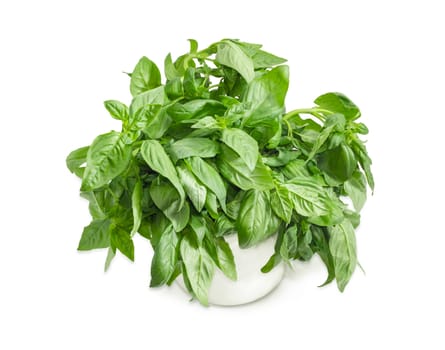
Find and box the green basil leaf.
[141,140,185,207]
[205,191,219,219]
[216,41,255,83]
[214,237,237,280]
[78,219,111,250]
[261,253,281,273]
[344,171,367,212]
[350,139,375,191]
[168,99,226,121]
[329,219,357,292]
[169,138,219,161]
[191,116,221,130]
[130,56,162,97]
[81,131,132,191]
[110,225,134,261]
[186,157,227,212]
[318,143,357,182]
[221,128,259,171]
[314,92,360,120]
[128,104,171,140]
[104,247,116,272]
[284,183,330,217]
[236,189,274,248]
[177,165,207,212]
[270,185,293,223]
[280,225,298,261]
[311,226,335,286]
[66,146,89,178]
[189,215,207,243]
[242,65,289,126]
[233,40,287,68]
[130,179,142,235]
[149,178,190,232]
[180,234,215,306]
[129,86,168,116]
[307,113,346,160]
[164,53,181,80]
[217,144,274,191]
[150,225,179,287]
[104,100,129,121]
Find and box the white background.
[1,0,444,349]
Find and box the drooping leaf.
[110,224,134,261]
[180,234,215,306]
[149,178,190,232]
[344,171,367,212]
[130,179,142,235]
[270,185,293,223]
[236,189,274,248]
[177,165,207,212]
[141,140,185,207]
[150,226,179,287]
[186,157,227,212]
[329,219,357,292]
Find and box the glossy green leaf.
[280,225,298,261]
[318,143,357,182]
[169,138,219,161]
[314,92,360,120]
[242,65,289,126]
[217,145,274,191]
[214,237,237,280]
[66,146,89,178]
[344,171,367,212]
[270,185,293,223]
[150,226,179,287]
[180,234,215,306]
[130,56,161,97]
[216,41,255,83]
[110,225,134,261]
[141,140,185,207]
[149,178,190,232]
[104,100,129,121]
[236,189,274,248]
[221,128,259,171]
[164,53,180,80]
[177,165,207,212]
[329,219,357,292]
[78,219,111,250]
[189,215,207,243]
[284,183,330,217]
[129,86,167,116]
[307,113,346,160]
[81,131,132,191]
[186,157,226,212]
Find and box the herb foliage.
[67,39,373,305]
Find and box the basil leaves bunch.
[67,39,373,305]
